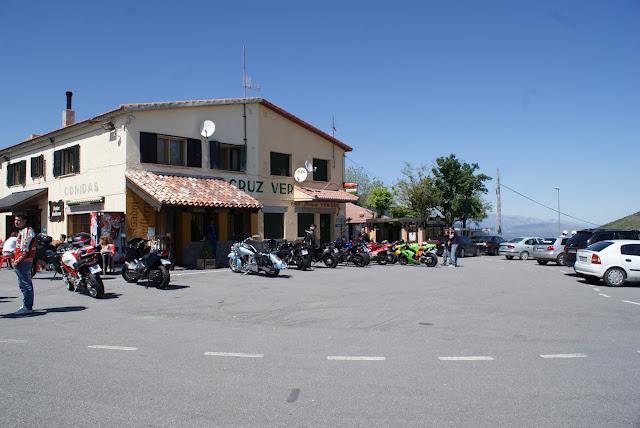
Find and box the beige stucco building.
[0,95,357,265]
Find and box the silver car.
[533,237,569,265]
[499,237,545,260]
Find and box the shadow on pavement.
[101,292,122,299]
[1,305,87,319]
[0,296,17,303]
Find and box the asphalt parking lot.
[1,256,639,427]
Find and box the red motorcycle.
[57,233,105,299]
[366,242,394,265]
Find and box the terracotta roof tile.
[345,202,375,224]
[295,186,359,203]
[126,170,262,209]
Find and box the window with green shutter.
[53,145,80,177]
[6,160,26,186]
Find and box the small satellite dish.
[304,160,314,172]
[200,120,216,138]
[294,167,308,183]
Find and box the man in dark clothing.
[449,228,460,267]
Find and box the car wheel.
[506,256,514,260]
[604,267,626,287]
[519,251,529,261]
[555,253,565,266]
[537,260,548,265]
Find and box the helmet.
[571,230,577,236]
[561,230,568,236]
[69,232,91,248]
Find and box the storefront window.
[270,152,291,176]
[68,213,91,235]
[264,213,284,239]
[297,213,314,238]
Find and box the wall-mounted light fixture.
[102,121,116,131]
[48,137,55,143]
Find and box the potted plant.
[196,240,216,270]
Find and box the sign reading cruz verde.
[228,178,293,195]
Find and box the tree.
[389,206,416,218]
[345,165,383,207]
[367,186,393,217]
[393,163,438,219]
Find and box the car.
[499,237,545,260]
[533,237,569,265]
[564,229,640,267]
[472,235,505,256]
[573,240,640,286]
[437,235,480,258]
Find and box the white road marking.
[438,356,494,361]
[540,353,587,359]
[327,356,386,361]
[598,293,611,298]
[205,352,264,358]
[622,300,640,306]
[0,339,27,343]
[88,345,137,351]
[560,271,569,274]
[593,288,601,292]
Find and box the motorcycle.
[121,238,172,289]
[31,233,63,278]
[270,240,310,270]
[334,240,367,267]
[57,235,105,298]
[228,237,287,277]
[395,242,438,267]
[366,241,395,265]
[310,242,339,268]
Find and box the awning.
[67,197,105,206]
[0,188,47,213]
[294,186,359,203]
[126,170,262,211]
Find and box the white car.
[498,237,545,260]
[574,240,640,287]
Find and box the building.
[0,94,357,266]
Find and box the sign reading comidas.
[49,200,64,221]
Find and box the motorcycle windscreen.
[268,253,287,269]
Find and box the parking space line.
[622,300,640,306]
[598,293,611,298]
[438,356,494,361]
[327,356,386,361]
[205,352,264,358]
[593,288,601,292]
[0,339,28,343]
[540,354,587,359]
[88,345,137,351]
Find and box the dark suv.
[564,228,640,267]
[472,235,505,256]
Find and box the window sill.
[55,173,78,179]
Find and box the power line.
[499,182,600,226]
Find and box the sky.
[1,0,638,226]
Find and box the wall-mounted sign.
[64,181,100,197]
[228,178,293,195]
[343,182,358,193]
[49,200,64,221]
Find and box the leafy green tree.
[345,165,383,207]
[366,186,393,217]
[393,163,438,219]
[389,206,416,218]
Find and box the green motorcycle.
[395,242,438,267]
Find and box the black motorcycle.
[310,242,339,268]
[31,233,63,278]
[121,238,171,289]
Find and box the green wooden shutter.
[186,138,202,167]
[18,160,26,185]
[53,150,62,177]
[7,163,14,186]
[209,140,219,169]
[71,145,80,174]
[30,157,37,178]
[140,132,158,163]
[240,144,247,171]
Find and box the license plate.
[579,256,587,262]
[333,248,338,253]
[89,265,102,274]
[301,250,308,255]
[568,249,577,253]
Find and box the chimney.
[62,91,75,127]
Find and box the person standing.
[442,228,452,266]
[449,228,460,268]
[13,213,36,315]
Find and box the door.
[620,244,640,280]
[297,213,314,239]
[524,239,536,253]
[319,214,331,245]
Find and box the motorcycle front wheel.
[265,268,280,277]
[121,266,141,283]
[376,252,388,265]
[149,265,171,289]
[387,252,398,264]
[86,273,105,299]
[323,255,338,268]
[423,254,438,267]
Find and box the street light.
[553,187,560,236]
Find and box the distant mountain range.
[472,213,591,239]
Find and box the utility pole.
[496,168,502,235]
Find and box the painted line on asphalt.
[593,288,601,292]
[0,339,27,343]
[438,356,494,361]
[205,352,264,358]
[174,271,229,277]
[88,345,137,351]
[622,300,640,306]
[598,293,611,298]
[540,354,587,359]
[327,356,386,361]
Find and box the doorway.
[320,214,331,244]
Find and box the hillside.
[602,212,640,229]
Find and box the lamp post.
[553,187,560,236]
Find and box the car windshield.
[587,241,613,252]
[508,238,523,243]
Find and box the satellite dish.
[294,167,308,183]
[304,160,314,172]
[200,120,216,138]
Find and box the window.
[313,158,328,181]
[270,152,290,176]
[615,231,639,240]
[30,155,44,178]
[220,144,241,171]
[264,213,284,239]
[621,244,640,256]
[53,145,80,177]
[158,136,186,166]
[595,232,614,242]
[6,161,26,186]
[297,213,314,238]
[587,241,613,252]
[68,214,91,235]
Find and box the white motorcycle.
[228,237,287,277]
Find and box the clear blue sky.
[1,0,638,225]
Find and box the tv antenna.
[242,46,261,97]
[330,115,337,137]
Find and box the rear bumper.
[533,251,557,261]
[574,261,605,278]
[499,249,520,256]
